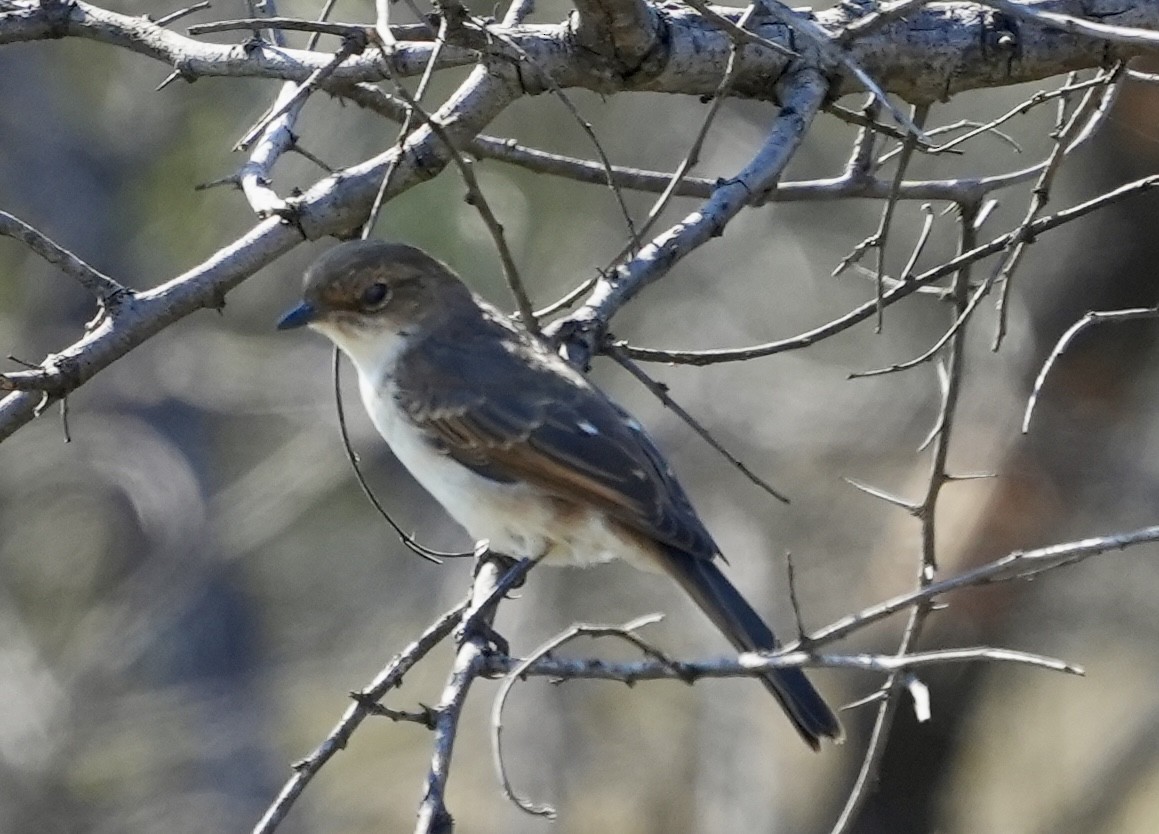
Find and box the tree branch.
[0,47,526,439]
[479,643,1083,681]
[0,210,129,304]
[253,599,470,834]
[2,0,1154,101]
[547,66,829,365]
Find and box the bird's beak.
[276,300,318,331]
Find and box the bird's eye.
[360,282,391,310]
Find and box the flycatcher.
[277,240,841,749]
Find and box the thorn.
[152,1,211,27]
[843,476,920,513]
[841,688,887,711]
[156,69,194,91]
[944,471,996,482]
[195,174,241,191]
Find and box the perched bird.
[277,240,841,749]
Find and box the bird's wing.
[393,319,720,561]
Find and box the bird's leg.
[468,621,510,659]
[471,541,522,584]
[459,543,516,657]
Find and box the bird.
[277,239,841,749]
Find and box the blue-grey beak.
[277,300,318,330]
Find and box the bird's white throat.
[310,319,412,385]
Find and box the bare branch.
[2,0,1153,103]
[232,2,357,218]
[479,644,1082,681]
[235,30,369,153]
[613,175,1159,366]
[980,0,1159,46]
[1023,306,1159,432]
[383,58,536,329]
[415,557,536,834]
[0,47,527,438]
[549,67,828,365]
[993,66,1124,347]
[490,614,665,819]
[153,1,211,28]
[0,210,129,304]
[833,104,930,331]
[805,523,1159,648]
[187,18,436,42]
[253,599,470,834]
[831,202,976,834]
[608,345,791,503]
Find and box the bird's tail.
[659,547,842,750]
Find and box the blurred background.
[3,1,1159,831]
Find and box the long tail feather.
[659,548,842,749]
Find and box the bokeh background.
[4,1,1159,831]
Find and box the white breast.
[359,374,657,569]
[322,321,658,571]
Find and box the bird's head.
[277,240,473,370]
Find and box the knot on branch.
[569,0,667,81]
[433,0,473,43]
[544,314,605,372]
[0,352,81,395]
[982,10,1021,56]
[39,0,76,38]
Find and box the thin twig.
[844,476,920,513]
[490,614,664,819]
[253,599,470,834]
[849,268,994,379]
[0,211,129,304]
[548,69,829,367]
[826,101,936,148]
[837,0,934,44]
[332,348,471,563]
[469,17,640,252]
[682,0,797,58]
[805,523,1159,649]
[305,0,343,51]
[1023,306,1159,432]
[992,66,1123,348]
[360,20,448,239]
[235,30,368,152]
[232,0,320,217]
[874,118,1020,164]
[154,1,211,28]
[890,75,1114,161]
[979,0,1159,47]
[610,1,757,263]
[607,345,790,504]
[834,104,930,332]
[784,550,808,640]
[613,175,1159,366]
[831,202,974,834]
[383,60,537,330]
[187,17,435,41]
[897,202,936,282]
